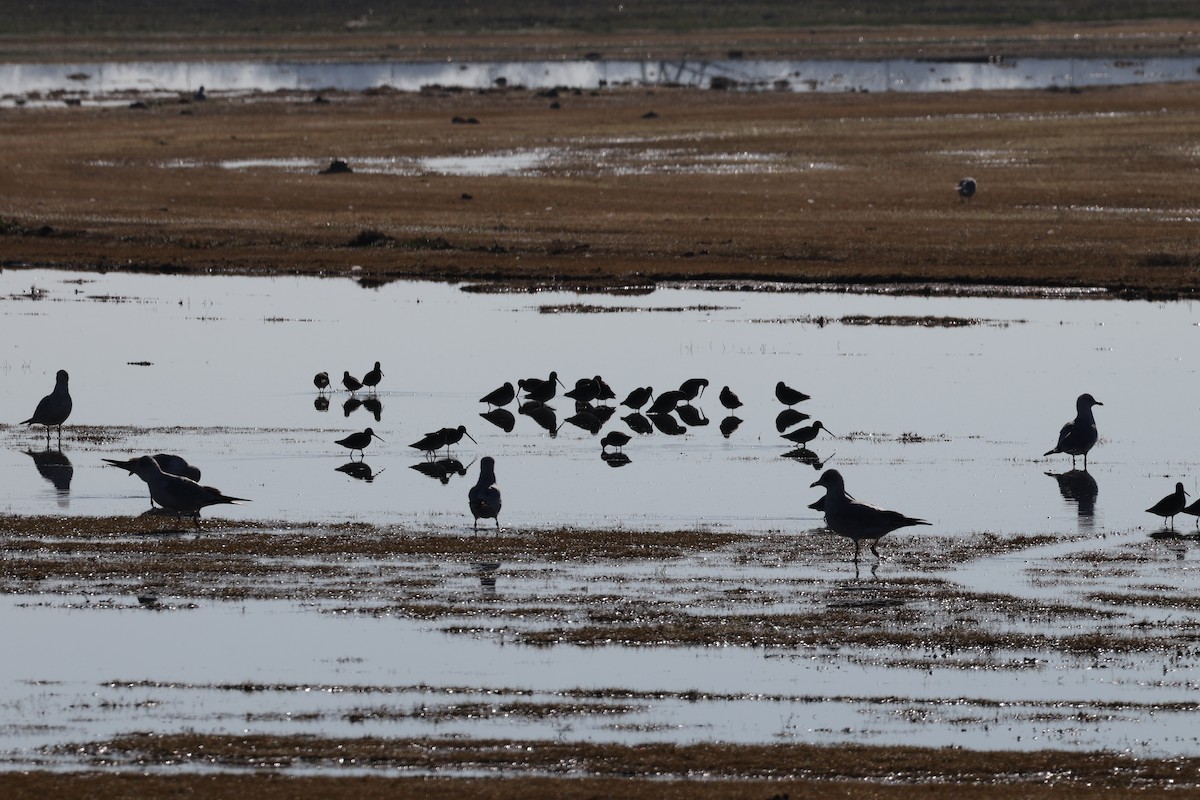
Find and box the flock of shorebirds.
[14,362,1195,559]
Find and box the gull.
[479,382,516,408]
[313,372,330,393]
[128,455,248,519]
[105,453,202,508]
[342,371,363,394]
[810,469,930,561]
[362,361,384,393]
[335,427,382,458]
[1044,393,1102,469]
[22,369,72,445]
[775,381,809,406]
[1147,482,1188,529]
[468,456,502,533]
[957,177,977,200]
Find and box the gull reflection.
[1046,469,1098,528]
[25,448,72,506]
[336,460,383,482]
[471,561,501,595]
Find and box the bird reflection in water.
[471,561,501,595]
[520,402,558,437]
[342,396,362,417]
[410,458,470,484]
[783,447,833,470]
[362,396,383,422]
[675,404,708,428]
[336,461,384,482]
[313,395,330,412]
[622,413,653,436]
[601,451,632,468]
[648,413,686,435]
[719,415,742,438]
[480,407,516,433]
[1045,469,1098,527]
[25,448,73,506]
[775,408,810,433]
[564,409,603,435]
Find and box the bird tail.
[1042,448,1057,457]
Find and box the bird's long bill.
[373,433,385,441]
[555,375,566,387]
[465,431,478,444]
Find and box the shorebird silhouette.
[468,456,502,533]
[22,369,72,445]
[128,455,248,520]
[811,469,930,561]
[1147,482,1188,529]
[335,427,382,458]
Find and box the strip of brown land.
[2,28,1200,297]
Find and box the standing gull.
[128,455,248,520]
[21,369,72,445]
[468,456,502,533]
[1147,482,1188,529]
[810,469,930,561]
[1044,393,1102,469]
[336,427,382,458]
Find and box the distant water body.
[2,55,1199,98]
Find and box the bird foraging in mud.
[810,469,929,561]
[128,455,248,520]
[469,456,502,534]
[957,177,977,200]
[1044,393,1102,470]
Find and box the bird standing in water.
[362,361,384,393]
[810,469,929,561]
[469,456,502,533]
[22,369,72,446]
[335,427,383,458]
[1044,393,1102,470]
[128,455,248,520]
[1147,482,1188,529]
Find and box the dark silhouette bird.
[565,410,603,434]
[468,456,502,533]
[362,361,384,393]
[781,421,833,448]
[957,177,977,200]
[678,378,709,401]
[1147,482,1188,529]
[26,448,73,496]
[520,402,559,435]
[480,382,516,408]
[647,390,685,415]
[621,387,654,410]
[362,396,383,422]
[519,371,564,403]
[675,404,708,427]
[719,416,742,438]
[719,385,742,411]
[411,425,476,456]
[105,453,202,509]
[811,469,929,562]
[335,427,382,458]
[565,377,601,404]
[342,371,363,394]
[648,413,687,435]
[1044,393,1102,470]
[313,371,330,393]
[594,377,616,403]
[601,431,631,452]
[22,369,72,445]
[1182,495,1200,529]
[622,413,653,435]
[775,381,809,406]
[128,455,248,520]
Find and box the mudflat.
[2,24,1199,297]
